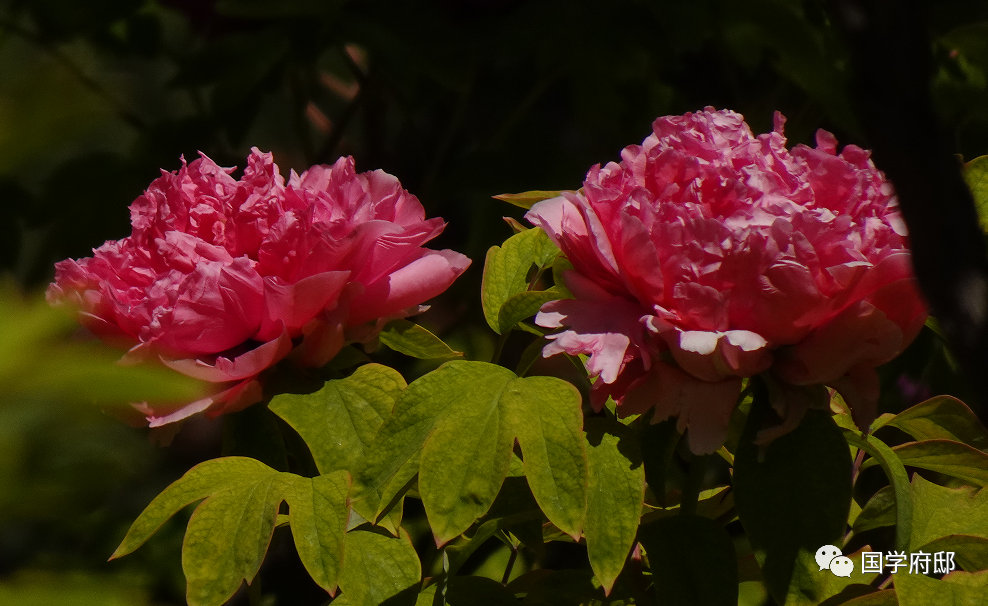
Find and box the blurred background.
[2,0,988,604]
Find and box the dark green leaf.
[640,515,738,606]
[446,576,518,606]
[734,380,852,604]
[853,486,896,534]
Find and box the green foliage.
[885,395,988,449]
[377,319,464,361]
[784,548,880,606]
[963,155,988,233]
[337,528,421,606]
[112,457,350,605]
[481,227,563,335]
[895,569,988,605]
[352,361,587,545]
[640,515,738,605]
[492,190,567,210]
[583,418,645,594]
[270,364,406,475]
[845,432,915,552]
[733,381,853,604]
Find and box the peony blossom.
[526,108,927,454]
[48,149,470,426]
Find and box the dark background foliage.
[2,0,987,604]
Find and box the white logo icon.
[815,545,843,571]
[830,555,854,577]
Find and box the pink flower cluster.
[49,149,469,426]
[526,108,927,453]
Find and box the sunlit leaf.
[886,396,988,450]
[895,569,988,606]
[915,535,988,572]
[354,362,587,545]
[583,418,645,594]
[496,288,565,335]
[863,439,988,487]
[784,547,879,606]
[270,364,406,474]
[909,474,988,551]
[845,432,914,552]
[492,190,565,210]
[503,375,588,540]
[111,458,350,605]
[378,319,464,360]
[481,228,560,334]
[419,381,514,544]
[734,380,852,604]
[338,528,421,606]
[963,155,988,233]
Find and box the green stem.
[490,331,510,365]
[679,455,709,517]
[501,543,519,585]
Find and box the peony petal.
[347,249,470,325]
[160,328,293,383]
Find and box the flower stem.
[501,543,519,585]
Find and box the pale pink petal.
[160,328,293,383]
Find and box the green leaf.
[733,380,852,604]
[837,589,898,606]
[481,228,560,334]
[868,439,988,487]
[338,528,421,606]
[963,155,988,233]
[886,396,988,451]
[583,418,645,594]
[182,474,289,605]
[845,432,914,552]
[640,515,738,606]
[496,288,565,335]
[351,362,514,525]
[284,471,351,594]
[112,458,351,605]
[910,474,988,551]
[419,380,514,544]
[915,535,988,572]
[784,547,880,606]
[355,362,587,545]
[503,375,588,539]
[111,457,275,559]
[895,569,988,606]
[492,190,565,210]
[853,486,896,534]
[270,364,406,475]
[378,319,464,360]
[638,417,681,507]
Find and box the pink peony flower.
[526,108,927,454]
[48,149,470,426]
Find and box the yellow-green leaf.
[492,190,565,210]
